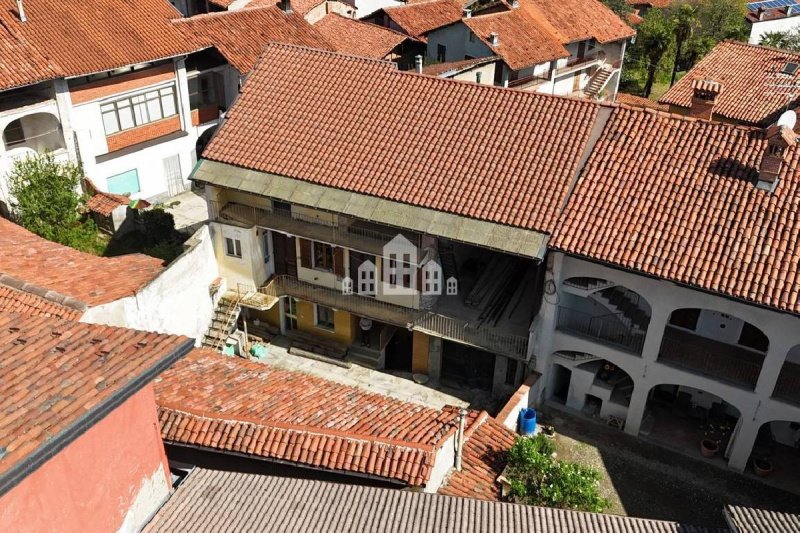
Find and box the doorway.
[385,328,413,371]
[163,154,186,197]
[551,364,571,404]
[273,233,297,277]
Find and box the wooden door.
[273,233,297,277]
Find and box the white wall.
[82,225,219,343]
[749,16,800,45]
[533,252,800,472]
[425,23,492,63]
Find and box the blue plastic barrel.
[519,408,537,436]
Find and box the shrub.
[505,435,608,513]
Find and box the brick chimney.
[758,111,797,190]
[689,79,723,121]
[489,32,499,46]
[279,0,293,13]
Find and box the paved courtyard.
[161,189,209,232]
[540,407,800,528]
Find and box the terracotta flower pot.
[700,439,718,458]
[754,459,773,477]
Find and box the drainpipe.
[455,408,467,471]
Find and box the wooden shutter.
[299,239,312,268]
[333,247,345,278]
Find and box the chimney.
[758,111,797,190]
[279,0,293,13]
[788,5,795,16]
[758,6,766,20]
[689,79,723,121]
[16,0,26,22]
[462,7,472,18]
[414,55,423,74]
[489,32,500,46]
[510,0,520,8]
[454,409,468,471]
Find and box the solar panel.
[747,0,799,11]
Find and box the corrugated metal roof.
[725,504,800,533]
[193,160,548,259]
[145,468,721,533]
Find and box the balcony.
[556,306,645,354]
[507,73,550,90]
[773,362,800,406]
[658,326,764,390]
[554,53,602,77]
[210,200,420,256]
[254,275,529,359]
[2,112,66,155]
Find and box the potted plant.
[753,458,773,477]
[700,438,719,457]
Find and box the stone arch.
[3,112,65,153]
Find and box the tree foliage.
[601,0,632,19]
[8,153,101,253]
[760,28,800,52]
[505,435,609,513]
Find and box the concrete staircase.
[585,67,613,98]
[202,296,241,350]
[594,286,649,331]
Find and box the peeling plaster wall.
[82,225,218,344]
[0,386,171,533]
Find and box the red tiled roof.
[383,0,464,38]
[202,43,601,233]
[314,13,409,59]
[438,414,517,500]
[85,191,129,217]
[627,0,672,7]
[527,0,634,44]
[244,0,352,16]
[464,8,569,70]
[0,284,82,320]
[173,7,332,74]
[660,40,800,126]
[552,106,800,314]
[0,0,200,91]
[154,349,461,486]
[615,92,669,111]
[0,314,192,481]
[0,218,164,307]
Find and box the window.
[437,44,446,63]
[188,73,221,109]
[782,62,799,75]
[285,297,298,331]
[3,119,25,146]
[225,237,242,258]
[315,304,335,330]
[100,85,178,135]
[313,241,334,271]
[106,169,140,194]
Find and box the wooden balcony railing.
[256,276,529,359]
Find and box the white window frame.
[314,304,335,331]
[225,237,242,259]
[100,84,179,135]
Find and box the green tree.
[760,28,800,51]
[669,2,697,86]
[637,9,675,97]
[682,0,748,66]
[8,153,100,253]
[601,0,632,19]
[505,435,609,513]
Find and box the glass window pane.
[161,93,176,116]
[133,102,148,125]
[102,111,119,134]
[106,169,140,194]
[146,98,162,121]
[118,105,134,130]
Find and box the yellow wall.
[412,330,430,374]
[296,300,356,346]
[250,304,281,329]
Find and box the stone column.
[726,407,761,473]
[624,380,651,437]
[754,336,795,399]
[640,305,670,365]
[428,336,443,384]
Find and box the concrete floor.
[542,406,800,528]
[162,190,209,232]
[251,336,470,410]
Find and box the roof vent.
[463,7,472,17]
[689,79,723,121]
[279,0,293,13]
[489,32,500,46]
[16,0,26,22]
[758,114,797,191]
[510,0,520,7]
[415,54,423,74]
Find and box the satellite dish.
[777,109,797,129]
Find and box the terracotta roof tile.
[0,0,200,91]
[0,218,164,307]
[660,40,800,126]
[0,284,82,320]
[173,7,332,74]
[438,415,517,500]
[383,0,464,38]
[616,92,669,111]
[552,106,800,314]
[464,8,569,70]
[85,191,130,217]
[527,0,634,44]
[314,13,409,59]
[202,43,600,233]
[0,314,192,482]
[155,349,461,485]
